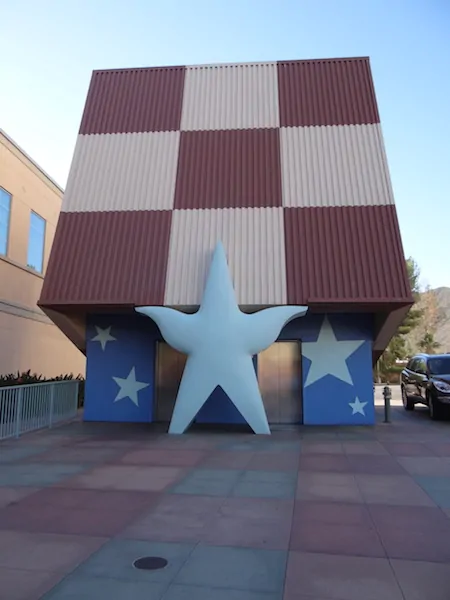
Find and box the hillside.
[405,287,450,354]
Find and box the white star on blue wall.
[112,367,150,407]
[302,317,365,387]
[91,325,116,351]
[349,397,368,416]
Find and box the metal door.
[258,341,303,424]
[154,342,187,422]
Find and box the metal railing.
[0,380,79,440]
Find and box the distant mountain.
[405,287,450,354]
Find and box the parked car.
[401,354,450,420]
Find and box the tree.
[418,331,440,354]
[397,258,423,335]
[376,257,423,382]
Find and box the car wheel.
[401,386,415,410]
[429,396,442,421]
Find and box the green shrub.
[0,371,85,407]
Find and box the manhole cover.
[133,556,168,571]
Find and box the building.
[0,129,85,377]
[38,57,412,428]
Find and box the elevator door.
[155,342,187,422]
[258,341,302,424]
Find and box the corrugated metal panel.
[164,208,287,306]
[39,211,172,306]
[62,132,180,212]
[277,58,380,127]
[174,129,282,209]
[284,205,411,304]
[79,67,186,134]
[180,63,279,130]
[280,124,395,207]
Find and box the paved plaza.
[1,401,450,599]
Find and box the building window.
[0,187,11,256]
[27,211,46,273]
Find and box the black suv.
[401,354,450,420]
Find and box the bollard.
[383,385,391,423]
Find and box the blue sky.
[1,0,449,289]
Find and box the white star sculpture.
[112,367,150,407]
[349,397,368,416]
[91,325,116,351]
[136,242,308,434]
[302,317,364,388]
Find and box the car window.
[428,357,450,375]
[409,358,419,372]
[416,358,427,373]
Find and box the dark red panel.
[79,67,186,134]
[39,211,172,306]
[277,58,380,127]
[284,205,412,304]
[174,129,282,210]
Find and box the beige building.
[0,129,85,378]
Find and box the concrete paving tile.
[233,480,296,499]
[43,575,167,599]
[293,501,372,527]
[297,455,350,473]
[290,521,385,557]
[355,474,436,506]
[171,478,236,496]
[174,544,287,593]
[396,457,450,476]
[120,449,205,467]
[390,559,450,600]
[241,471,297,485]
[414,475,450,491]
[346,455,407,475]
[247,452,300,471]
[0,486,40,509]
[296,473,363,504]
[0,464,89,487]
[426,442,450,456]
[219,497,294,521]
[200,451,254,469]
[122,494,222,542]
[75,539,194,583]
[63,465,183,492]
[378,526,450,562]
[0,446,47,463]
[18,487,159,512]
[0,567,64,600]
[382,442,437,456]
[285,552,404,600]
[32,447,122,463]
[0,530,106,572]
[342,441,389,455]
[368,504,450,533]
[203,515,292,549]
[299,442,345,454]
[164,585,281,600]
[188,468,243,481]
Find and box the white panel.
[165,208,287,306]
[62,132,180,212]
[180,63,280,131]
[280,124,395,207]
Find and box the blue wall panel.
[280,313,374,426]
[84,312,374,427]
[85,314,160,423]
